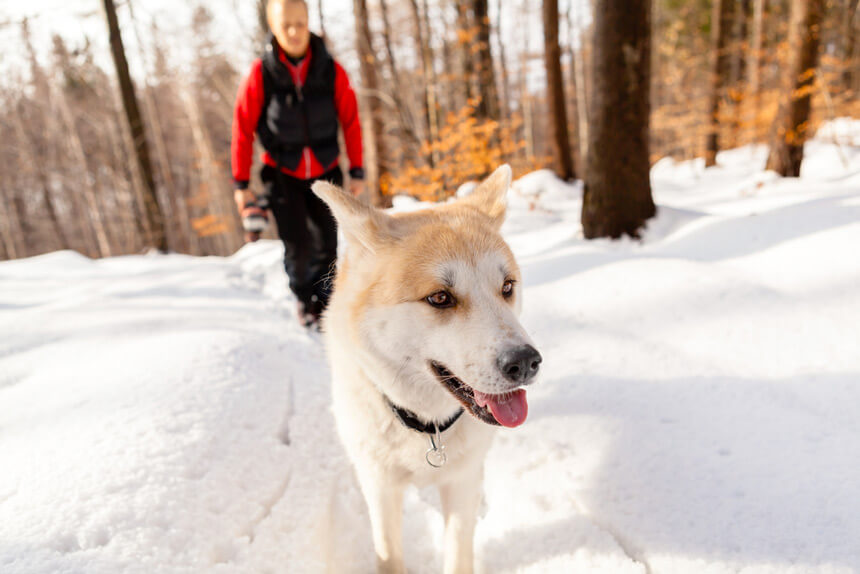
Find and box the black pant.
[260,164,341,308]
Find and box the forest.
[0,0,857,260]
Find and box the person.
[231,0,364,328]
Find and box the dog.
[311,165,542,574]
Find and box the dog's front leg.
[356,467,406,574]
[440,476,482,574]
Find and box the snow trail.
[2,121,860,572]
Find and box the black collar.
[383,396,464,435]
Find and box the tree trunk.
[765,0,824,177]
[747,0,765,140]
[568,1,590,174]
[519,0,534,161]
[106,92,151,252]
[472,0,501,121]
[378,0,420,164]
[129,0,189,254]
[419,0,441,137]
[842,0,859,91]
[564,17,582,176]
[705,0,734,167]
[408,0,441,167]
[582,0,656,239]
[22,21,74,254]
[353,0,389,207]
[495,0,511,122]
[0,187,22,260]
[543,0,575,181]
[457,2,480,111]
[12,102,69,252]
[55,87,113,257]
[180,84,237,256]
[104,121,145,253]
[20,19,50,105]
[439,3,459,114]
[727,0,750,147]
[102,0,167,252]
[10,195,33,256]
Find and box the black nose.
[497,345,542,384]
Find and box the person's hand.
[234,189,257,214]
[349,179,364,197]
[234,189,268,243]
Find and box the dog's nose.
[497,345,542,384]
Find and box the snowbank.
[1,120,859,573]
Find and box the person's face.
[268,1,310,58]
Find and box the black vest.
[257,34,340,171]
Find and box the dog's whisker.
[389,357,411,389]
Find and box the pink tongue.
[473,389,528,428]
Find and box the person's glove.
[241,200,269,243]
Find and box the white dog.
[312,165,541,574]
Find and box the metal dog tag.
[426,445,447,468]
[425,427,447,468]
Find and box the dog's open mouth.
[430,361,528,428]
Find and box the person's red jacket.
[231,43,363,188]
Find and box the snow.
[2,120,860,573]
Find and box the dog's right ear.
[459,164,511,229]
[311,181,390,253]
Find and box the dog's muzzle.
[430,344,542,429]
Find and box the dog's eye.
[502,279,516,298]
[427,291,455,308]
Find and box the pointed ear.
[460,164,511,228]
[311,181,390,253]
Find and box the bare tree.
[408,0,441,167]
[419,0,441,119]
[353,0,389,206]
[457,2,480,110]
[11,103,68,252]
[181,84,237,256]
[102,0,167,251]
[379,0,421,160]
[17,23,68,252]
[766,0,824,176]
[727,0,751,146]
[747,0,765,138]
[495,0,512,121]
[0,140,24,259]
[472,0,501,120]
[519,0,535,161]
[841,0,859,91]
[543,0,575,180]
[582,0,656,239]
[54,85,113,257]
[128,1,189,253]
[705,0,733,167]
[567,1,589,171]
[7,0,860,262]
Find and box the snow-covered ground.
[2,121,859,574]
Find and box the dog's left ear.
[311,181,391,253]
[460,164,511,229]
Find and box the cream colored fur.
[312,166,536,574]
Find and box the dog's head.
[313,165,541,428]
